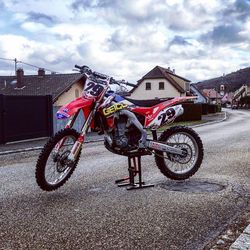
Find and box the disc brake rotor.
[168,143,193,164]
[56,150,72,173]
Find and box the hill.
[195,67,250,93]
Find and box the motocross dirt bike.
[35,65,203,191]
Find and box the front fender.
[57,97,94,119]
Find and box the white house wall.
[131,78,184,100]
[169,74,188,91]
[54,81,83,106]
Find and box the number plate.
[83,79,106,99]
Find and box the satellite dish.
[10,79,17,85]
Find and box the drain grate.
[158,179,226,193]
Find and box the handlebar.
[74,64,82,70]
[74,64,121,85]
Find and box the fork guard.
[146,140,184,156]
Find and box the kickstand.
[115,155,154,190]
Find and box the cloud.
[168,36,191,48]
[222,0,250,22]
[71,0,114,10]
[54,33,73,41]
[201,24,244,45]
[26,12,56,25]
[0,0,5,9]
[71,0,166,24]
[3,0,74,22]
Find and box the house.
[190,84,207,103]
[233,84,250,102]
[233,84,250,107]
[0,68,86,132]
[202,88,222,104]
[221,92,234,105]
[0,68,85,106]
[130,66,191,100]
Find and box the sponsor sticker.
[103,103,127,116]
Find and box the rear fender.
[57,97,94,120]
[131,96,196,128]
[146,104,184,128]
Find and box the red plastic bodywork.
[58,97,93,121]
[58,96,195,130]
[131,96,195,127]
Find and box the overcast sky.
[0,0,249,83]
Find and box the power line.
[0,57,15,62]
[0,57,17,76]
[0,57,61,74]
[18,61,61,74]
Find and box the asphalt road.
[0,109,249,250]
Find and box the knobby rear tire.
[155,126,203,180]
[35,128,81,191]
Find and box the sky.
[0,0,249,83]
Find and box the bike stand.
[115,155,154,190]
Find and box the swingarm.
[146,140,185,156]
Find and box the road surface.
[0,109,249,249]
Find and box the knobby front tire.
[155,126,203,180]
[35,128,81,191]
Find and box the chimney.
[16,68,24,88]
[38,68,45,76]
[172,68,175,74]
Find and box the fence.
[176,103,202,122]
[0,95,53,144]
[201,104,221,114]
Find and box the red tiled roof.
[202,89,222,99]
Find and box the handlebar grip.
[75,64,82,69]
[110,78,120,85]
[93,71,108,79]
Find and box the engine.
[112,115,141,151]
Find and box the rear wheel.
[35,128,81,191]
[155,126,203,180]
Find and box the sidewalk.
[0,112,226,156]
[201,111,226,123]
[0,132,104,156]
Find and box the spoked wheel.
[35,128,81,191]
[155,126,203,180]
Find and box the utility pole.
[14,58,17,75]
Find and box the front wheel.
[35,128,81,191]
[155,126,203,180]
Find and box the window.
[75,88,80,98]
[185,82,190,92]
[159,82,164,90]
[145,82,151,90]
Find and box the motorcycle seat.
[124,97,174,107]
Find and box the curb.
[0,112,227,156]
[0,138,104,156]
[191,111,227,128]
[229,224,250,249]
